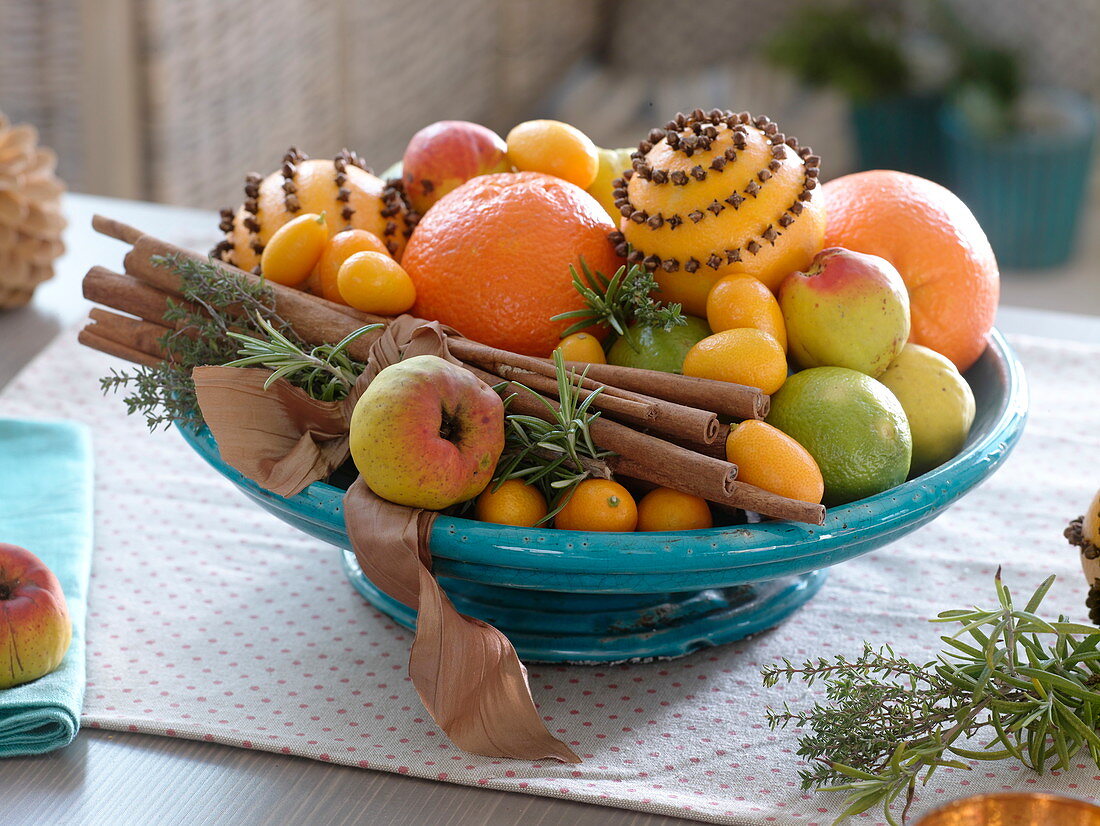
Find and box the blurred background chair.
[1,0,1098,274]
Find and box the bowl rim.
[182,328,1027,576]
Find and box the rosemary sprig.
[551,258,686,340]
[490,350,614,522]
[100,254,319,429]
[762,571,1100,825]
[224,315,379,401]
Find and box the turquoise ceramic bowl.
[180,329,1027,662]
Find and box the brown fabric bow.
[192,316,580,764]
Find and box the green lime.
[877,343,975,477]
[766,366,912,506]
[607,316,711,373]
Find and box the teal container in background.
[851,94,948,184]
[942,91,1097,270]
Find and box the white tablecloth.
[1,328,1098,825]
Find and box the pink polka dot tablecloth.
[2,329,1099,826]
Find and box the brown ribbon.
[193,316,580,764]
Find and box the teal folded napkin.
[0,419,93,756]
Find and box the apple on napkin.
[0,543,72,689]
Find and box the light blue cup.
[180,329,1027,663]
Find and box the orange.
[316,229,390,303]
[682,328,788,394]
[823,170,999,372]
[337,252,417,315]
[554,479,638,532]
[260,212,328,286]
[402,172,623,356]
[506,120,600,189]
[556,332,606,364]
[475,479,549,527]
[725,420,824,504]
[636,487,713,531]
[705,273,787,350]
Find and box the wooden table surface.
[1,194,1099,826]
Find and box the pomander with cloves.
[1064,488,1100,625]
[214,147,418,274]
[611,109,826,315]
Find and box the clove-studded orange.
[216,148,416,273]
[614,109,826,315]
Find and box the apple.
[401,121,510,214]
[0,543,72,689]
[779,247,911,377]
[349,355,505,509]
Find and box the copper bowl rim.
[918,791,1100,824]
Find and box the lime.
[877,344,975,477]
[607,316,711,374]
[766,366,911,506]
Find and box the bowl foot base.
[341,551,827,664]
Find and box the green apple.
[779,247,911,377]
[607,316,712,374]
[349,355,504,509]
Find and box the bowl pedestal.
[341,550,827,664]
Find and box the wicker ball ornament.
[0,112,66,309]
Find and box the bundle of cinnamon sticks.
[79,215,825,525]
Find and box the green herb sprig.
[100,254,336,429]
[762,571,1100,825]
[224,315,379,402]
[551,258,685,340]
[489,350,613,522]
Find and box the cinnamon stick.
[487,367,657,429]
[91,214,143,245]
[88,308,171,359]
[468,366,823,525]
[78,328,162,368]
[664,423,731,461]
[448,338,721,447]
[563,361,769,421]
[84,267,200,328]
